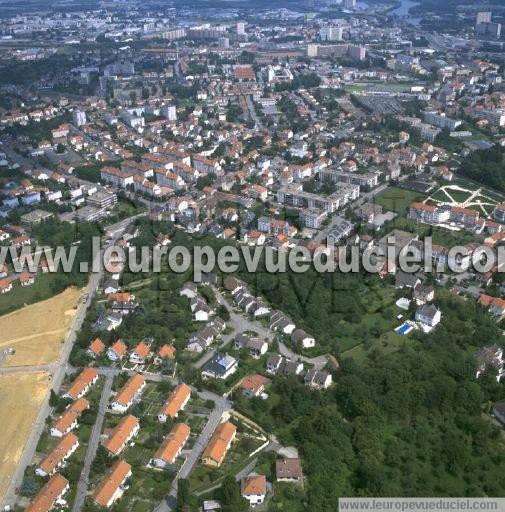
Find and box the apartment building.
[318,168,379,188]
[50,398,89,437]
[276,183,359,213]
[63,368,99,400]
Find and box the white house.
[291,329,315,349]
[110,374,146,413]
[36,433,79,476]
[92,460,132,508]
[415,304,441,327]
[180,282,198,298]
[304,369,332,390]
[241,475,267,506]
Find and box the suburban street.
[1,216,137,509]
[72,372,114,512]
[212,286,328,371]
[245,94,263,130]
[193,286,273,369]
[153,392,232,512]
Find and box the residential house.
[201,353,238,380]
[240,374,271,398]
[280,359,305,377]
[413,283,435,305]
[234,334,268,357]
[395,271,421,289]
[63,368,98,400]
[415,304,441,327]
[475,344,504,381]
[492,400,505,424]
[103,415,140,456]
[291,329,315,349]
[478,294,505,316]
[180,282,198,299]
[201,422,237,467]
[187,325,220,352]
[200,272,218,286]
[151,423,190,469]
[87,337,105,358]
[269,310,296,335]
[276,458,303,483]
[103,280,119,295]
[266,354,284,374]
[110,296,139,316]
[190,295,214,321]
[110,374,146,413]
[155,344,176,364]
[35,433,79,477]
[158,383,191,422]
[0,277,13,294]
[93,312,123,332]
[241,475,267,506]
[92,460,132,509]
[19,272,35,286]
[266,355,304,376]
[107,340,128,362]
[304,369,332,390]
[223,276,244,295]
[129,341,151,365]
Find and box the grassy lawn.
[342,331,412,364]
[445,189,473,203]
[189,427,265,493]
[107,198,146,224]
[374,187,424,214]
[0,272,67,316]
[430,188,472,204]
[429,226,476,247]
[86,379,177,511]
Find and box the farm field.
[0,371,50,502]
[0,287,81,367]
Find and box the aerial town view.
[0,0,504,510]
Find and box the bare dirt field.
[0,371,50,501]
[0,287,81,367]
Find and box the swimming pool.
[395,323,413,335]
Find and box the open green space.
[0,272,70,316]
[374,187,424,214]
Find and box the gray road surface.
[72,372,114,512]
